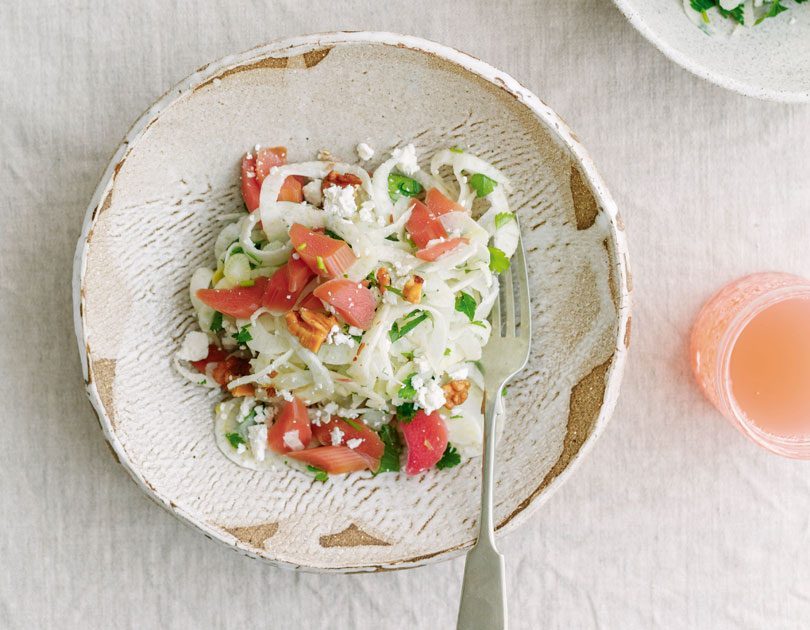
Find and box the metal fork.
[456,235,531,630]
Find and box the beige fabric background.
[2,1,810,628]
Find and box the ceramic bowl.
[73,32,631,572]
[613,0,810,102]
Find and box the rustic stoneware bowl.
[73,32,632,572]
[613,0,810,102]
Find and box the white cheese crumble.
[248,424,268,462]
[308,407,330,426]
[356,142,375,161]
[302,179,323,206]
[346,438,364,450]
[393,143,418,176]
[358,200,382,225]
[278,390,295,402]
[323,184,357,219]
[283,430,305,451]
[330,426,345,446]
[235,443,246,455]
[326,325,355,347]
[447,364,469,380]
[347,326,364,337]
[177,331,210,362]
[411,374,446,413]
[414,355,432,376]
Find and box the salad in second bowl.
[175,142,520,480]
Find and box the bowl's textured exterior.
[73,32,631,572]
[613,0,810,102]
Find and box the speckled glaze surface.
[73,32,631,572]
[613,0,810,102]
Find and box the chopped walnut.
[230,384,255,398]
[442,379,471,409]
[322,170,363,192]
[403,275,424,304]
[284,307,338,353]
[376,267,391,293]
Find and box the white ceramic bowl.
[613,0,810,102]
[73,32,631,572]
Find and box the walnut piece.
[376,267,391,293]
[403,275,424,304]
[442,379,471,409]
[322,170,363,192]
[284,307,338,353]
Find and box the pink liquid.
[690,272,810,457]
[729,297,810,437]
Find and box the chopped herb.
[343,418,364,432]
[488,246,510,273]
[719,2,745,23]
[501,386,509,397]
[296,242,307,252]
[398,374,418,400]
[455,291,477,321]
[385,234,400,242]
[494,212,515,229]
[449,146,464,154]
[239,279,255,287]
[226,432,246,449]
[471,320,487,328]
[387,286,404,297]
[388,173,423,200]
[395,402,417,423]
[444,348,452,357]
[401,350,416,360]
[307,465,328,482]
[210,311,224,333]
[450,414,463,419]
[350,334,363,343]
[316,256,327,272]
[233,325,252,345]
[469,173,497,198]
[436,444,461,470]
[324,229,345,241]
[365,271,378,287]
[389,311,429,342]
[230,245,244,256]
[376,425,402,473]
[756,0,787,23]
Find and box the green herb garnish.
[449,146,464,154]
[307,465,328,482]
[343,418,364,432]
[376,425,402,473]
[226,432,246,449]
[210,311,224,333]
[388,173,423,200]
[756,0,787,23]
[471,320,487,328]
[455,291,477,321]
[389,311,429,342]
[233,325,252,345]
[469,173,497,198]
[324,229,345,241]
[398,374,418,400]
[395,402,417,423]
[443,348,451,356]
[494,212,515,230]
[387,286,404,297]
[436,444,461,470]
[488,246,510,273]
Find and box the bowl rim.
[72,30,632,572]
[612,0,810,104]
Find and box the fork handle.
[457,396,507,630]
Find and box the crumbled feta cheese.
[414,355,431,376]
[278,390,295,402]
[248,424,268,462]
[392,144,419,176]
[356,142,375,161]
[323,402,339,416]
[330,426,345,446]
[253,405,268,423]
[235,443,246,455]
[326,325,354,347]
[346,438,363,450]
[347,326,364,337]
[323,184,357,219]
[390,260,409,278]
[357,200,380,225]
[291,252,300,260]
[177,331,210,362]
[411,375,446,413]
[283,430,305,451]
[447,364,469,380]
[308,407,329,426]
[302,179,323,206]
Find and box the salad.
[685,0,807,32]
[175,142,520,479]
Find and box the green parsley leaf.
[398,373,418,400]
[376,425,402,473]
[343,418,364,432]
[233,325,252,345]
[395,402,417,423]
[756,0,787,23]
[718,2,745,24]
[443,348,451,356]
[469,173,497,198]
[388,173,423,200]
[307,465,328,482]
[488,246,510,273]
[210,311,224,333]
[387,286,404,297]
[494,212,515,230]
[230,245,244,256]
[436,444,461,470]
[455,291,477,321]
[226,432,246,449]
[690,0,714,11]
[385,234,400,242]
[401,350,416,360]
[449,146,464,154]
[502,386,509,397]
[324,229,345,241]
[365,271,378,287]
[471,320,487,328]
[389,311,429,342]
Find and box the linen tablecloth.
[2,1,810,628]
